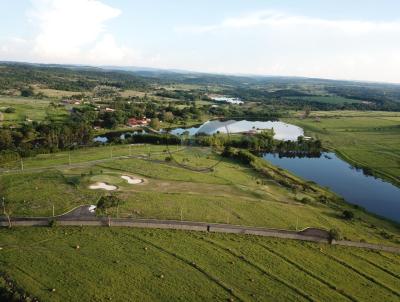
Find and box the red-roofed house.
[127,117,150,127]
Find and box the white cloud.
[31,0,121,59]
[27,0,141,65]
[0,37,30,61]
[88,34,142,65]
[0,0,148,66]
[177,10,400,34]
[175,10,400,83]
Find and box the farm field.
[1,144,399,245]
[0,96,68,124]
[0,227,399,302]
[33,87,88,98]
[285,111,400,186]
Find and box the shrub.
[318,195,328,204]
[48,219,57,227]
[4,107,15,113]
[300,197,312,204]
[97,195,124,210]
[342,210,354,220]
[165,156,172,162]
[328,228,341,243]
[66,176,80,187]
[20,86,35,97]
[379,230,394,240]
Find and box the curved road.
[1,205,399,254]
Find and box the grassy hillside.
[288,96,363,105]
[285,111,400,186]
[1,144,399,245]
[1,227,399,302]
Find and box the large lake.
[94,120,304,142]
[264,152,400,222]
[170,120,304,141]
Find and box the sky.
[1,0,400,83]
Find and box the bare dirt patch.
[89,182,117,191]
[121,175,145,184]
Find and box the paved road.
[1,206,399,254]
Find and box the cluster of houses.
[61,99,82,105]
[60,97,152,129]
[127,117,150,127]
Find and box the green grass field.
[0,227,399,302]
[1,144,399,245]
[288,96,362,104]
[0,96,68,125]
[285,111,400,186]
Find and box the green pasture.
[0,96,68,124]
[0,227,399,302]
[285,111,400,186]
[0,144,399,245]
[288,96,362,104]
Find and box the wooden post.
[53,204,55,217]
[20,158,24,171]
[2,197,11,228]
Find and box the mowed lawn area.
[0,227,399,302]
[1,145,399,245]
[285,111,400,186]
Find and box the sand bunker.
[89,182,117,191]
[121,175,144,184]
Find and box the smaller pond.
[170,120,304,141]
[264,152,400,222]
[94,130,148,143]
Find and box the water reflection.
[264,152,400,222]
[170,120,304,141]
